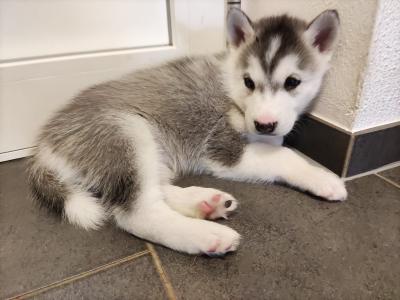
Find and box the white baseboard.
[0,147,35,162]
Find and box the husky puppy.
[29,8,346,255]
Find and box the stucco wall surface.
[352,0,400,131]
[242,0,378,130]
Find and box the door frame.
[0,0,227,161]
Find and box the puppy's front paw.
[308,169,347,201]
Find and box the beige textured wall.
[352,0,400,131]
[242,0,378,131]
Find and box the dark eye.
[243,76,255,91]
[284,76,301,91]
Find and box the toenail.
[225,244,232,251]
[224,200,233,208]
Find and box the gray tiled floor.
[0,159,146,299]
[33,256,165,300]
[157,173,400,299]
[1,160,399,300]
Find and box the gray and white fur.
[29,8,346,255]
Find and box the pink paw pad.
[197,191,237,220]
[200,201,214,215]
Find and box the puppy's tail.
[28,160,106,230]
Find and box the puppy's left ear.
[305,10,340,54]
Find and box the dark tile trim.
[284,115,400,178]
[284,115,351,176]
[347,125,400,176]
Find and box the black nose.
[254,121,277,134]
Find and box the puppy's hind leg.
[114,115,240,255]
[115,189,240,255]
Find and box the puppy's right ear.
[227,8,255,48]
[305,10,340,54]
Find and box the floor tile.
[33,255,166,300]
[378,166,400,186]
[155,175,400,299]
[286,175,400,299]
[0,159,146,299]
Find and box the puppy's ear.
[227,8,255,48]
[305,10,340,54]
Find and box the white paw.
[198,191,238,220]
[308,169,348,201]
[165,186,238,220]
[180,186,238,219]
[185,221,241,256]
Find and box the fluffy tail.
[64,190,106,230]
[28,161,106,230]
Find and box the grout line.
[308,113,400,136]
[375,173,400,189]
[341,134,355,178]
[6,250,150,300]
[146,243,177,300]
[353,120,400,135]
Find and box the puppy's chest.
[157,110,246,170]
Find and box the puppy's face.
[225,9,339,136]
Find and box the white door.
[0,0,227,161]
